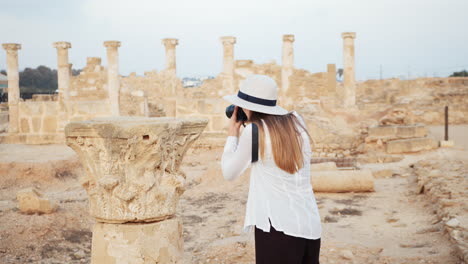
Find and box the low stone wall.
[68,100,110,122]
[366,125,427,142]
[411,159,468,262]
[18,101,59,134]
[176,98,227,133]
[31,94,57,101]
[386,138,438,154]
[311,157,356,168]
[365,124,438,154]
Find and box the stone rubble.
[411,158,468,262]
[16,187,57,214]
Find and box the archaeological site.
[0,32,467,264]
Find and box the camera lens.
[225,104,248,122]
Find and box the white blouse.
[221,111,322,240]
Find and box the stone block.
[440,140,454,148]
[16,187,57,214]
[176,99,198,115]
[20,118,30,133]
[43,116,58,133]
[311,170,374,193]
[211,115,227,132]
[396,125,426,138]
[311,162,337,171]
[19,101,43,116]
[32,116,41,132]
[91,217,183,264]
[198,99,224,115]
[386,138,438,154]
[367,125,426,142]
[43,101,59,115]
[65,117,208,223]
[371,169,393,178]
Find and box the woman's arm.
[221,124,253,181]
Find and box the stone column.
[65,117,208,264]
[53,42,72,120]
[281,35,295,93]
[2,43,21,133]
[220,36,236,93]
[104,41,121,116]
[162,38,178,75]
[342,32,357,107]
[327,63,337,94]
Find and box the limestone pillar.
[104,41,121,116]
[65,117,208,264]
[2,43,21,133]
[327,64,337,94]
[53,42,71,121]
[220,36,236,93]
[281,34,295,93]
[162,38,178,75]
[341,32,357,107]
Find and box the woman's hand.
[228,106,242,137]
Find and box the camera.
[225,104,248,122]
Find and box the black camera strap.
[252,123,259,163]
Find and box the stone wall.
[18,101,59,134]
[13,99,112,143]
[120,70,182,117]
[176,98,228,133]
[70,58,108,101]
[411,159,468,262]
[357,77,468,125]
[68,100,110,122]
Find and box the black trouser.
[254,222,321,264]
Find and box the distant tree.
[3,66,82,95]
[450,70,468,77]
[71,69,82,76]
[19,66,57,93]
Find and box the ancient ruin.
[1,32,467,263]
[65,117,207,263]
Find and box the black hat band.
[237,91,277,106]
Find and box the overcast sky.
[1,0,467,80]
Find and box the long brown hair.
[249,111,311,174]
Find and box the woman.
[221,75,322,264]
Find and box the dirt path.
[179,148,461,264]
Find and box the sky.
[0,0,467,80]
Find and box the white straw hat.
[223,74,288,115]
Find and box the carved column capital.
[2,43,21,54]
[220,36,236,45]
[162,38,179,48]
[341,32,356,39]
[53,41,71,49]
[104,40,121,49]
[65,117,208,223]
[283,34,295,42]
